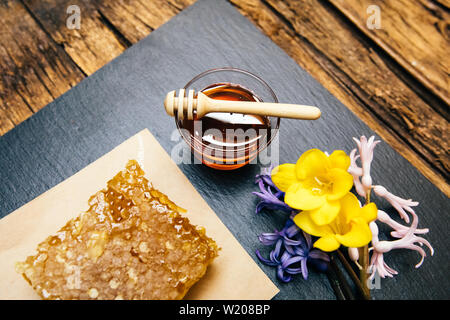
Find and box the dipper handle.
[164,89,321,120]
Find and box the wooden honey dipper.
[164,89,321,120]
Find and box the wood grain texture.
[0,0,448,299]
[96,0,193,44]
[435,0,450,8]
[0,0,191,133]
[22,0,196,71]
[0,0,448,196]
[230,0,450,196]
[22,0,127,75]
[329,0,450,106]
[0,0,84,135]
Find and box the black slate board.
[0,0,448,299]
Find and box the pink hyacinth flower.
[352,135,380,191]
[373,185,418,223]
[369,251,399,279]
[369,221,398,279]
[348,148,366,197]
[369,211,434,279]
[377,210,428,238]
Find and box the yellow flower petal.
[335,218,372,248]
[293,212,333,237]
[360,202,378,223]
[338,193,377,225]
[308,200,341,226]
[327,168,353,201]
[329,150,350,171]
[295,149,330,180]
[271,163,297,192]
[313,235,341,252]
[338,192,361,222]
[285,183,326,210]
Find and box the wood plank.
[0,108,15,136]
[22,0,127,75]
[230,0,449,196]
[0,0,84,135]
[96,0,193,44]
[1,0,194,136]
[328,0,450,107]
[22,0,195,72]
[436,0,450,8]
[0,0,193,135]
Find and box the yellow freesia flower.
[293,193,377,252]
[271,149,353,225]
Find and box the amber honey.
[179,83,273,170]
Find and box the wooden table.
[0,0,448,196]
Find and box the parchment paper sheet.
[0,129,279,300]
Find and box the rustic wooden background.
[0,0,449,196]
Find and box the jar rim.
[175,67,280,155]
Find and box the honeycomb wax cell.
[16,160,219,300]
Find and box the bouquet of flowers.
[253,135,434,299]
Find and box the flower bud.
[348,247,359,262]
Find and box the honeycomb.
[16,160,219,300]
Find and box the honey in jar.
[178,83,273,170]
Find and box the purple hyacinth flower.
[253,166,292,214]
[290,231,330,279]
[256,249,303,283]
[258,218,302,247]
[253,168,329,282]
[256,218,330,282]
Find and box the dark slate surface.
[0,0,448,299]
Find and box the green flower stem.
[358,188,373,299]
[358,245,370,299]
[326,268,346,300]
[337,249,370,300]
[330,253,355,300]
